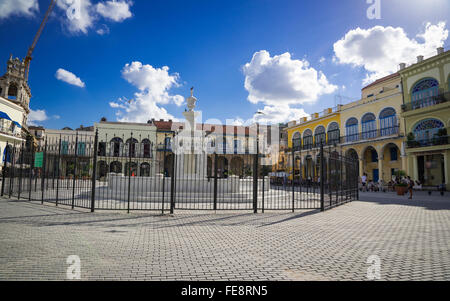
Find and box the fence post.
[41,138,47,204]
[71,133,79,209]
[127,133,132,214]
[320,143,324,212]
[213,153,218,211]
[170,152,176,214]
[28,142,35,201]
[291,148,295,213]
[18,143,24,200]
[252,136,259,214]
[356,160,359,201]
[162,138,167,215]
[1,142,8,197]
[56,135,62,206]
[9,143,16,198]
[91,130,98,212]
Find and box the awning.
[0,111,12,121]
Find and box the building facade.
[286,107,341,181]
[94,120,158,179]
[340,73,406,184]
[400,47,450,189]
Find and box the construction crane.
[24,0,57,82]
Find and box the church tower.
[0,55,31,119]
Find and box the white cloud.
[0,0,39,19]
[242,50,336,123]
[243,50,337,107]
[96,0,132,22]
[56,0,94,34]
[319,57,326,64]
[333,22,449,85]
[253,105,310,125]
[96,24,110,35]
[56,0,133,35]
[28,109,48,126]
[55,68,86,88]
[110,62,185,122]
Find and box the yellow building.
[340,73,406,184]
[286,107,341,180]
[399,48,450,190]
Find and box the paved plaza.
[0,191,449,281]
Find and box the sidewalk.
[0,192,449,281]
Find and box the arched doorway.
[362,146,378,182]
[216,156,229,178]
[304,155,314,181]
[110,161,122,174]
[140,163,151,177]
[381,143,400,182]
[97,161,108,179]
[124,162,138,176]
[346,148,359,176]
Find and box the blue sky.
[0,0,449,129]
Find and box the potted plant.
[394,170,407,195]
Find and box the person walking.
[407,176,414,199]
[361,173,367,192]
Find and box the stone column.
[401,155,408,174]
[412,155,418,181]
[444,151,450,191]
[378,155,384,183]
[359,158,364,178]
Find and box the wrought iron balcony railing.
[402,91,450,112]
[407,136,449,148]
[341,126,400,143]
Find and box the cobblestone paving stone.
[0,191,449,281]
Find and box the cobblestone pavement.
[0,191,449,281]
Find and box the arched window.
[126,138,139,157]
[327,122,340,145]
[7,83,18,99]
[141,139,152,158]
[413,119,445,146]
[346,118,358,142]
[362,113,376,139]
[110,137,123,157]
[292,132,301,150]
[303,129,313,149]
[412,78,439,108]
[379,107,397,136]
[314,126,326,147]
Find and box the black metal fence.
[1,131,359,213]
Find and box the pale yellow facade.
[340,73,407,184]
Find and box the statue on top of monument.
[186,86,197,112]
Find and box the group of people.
[361,173,418,199]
